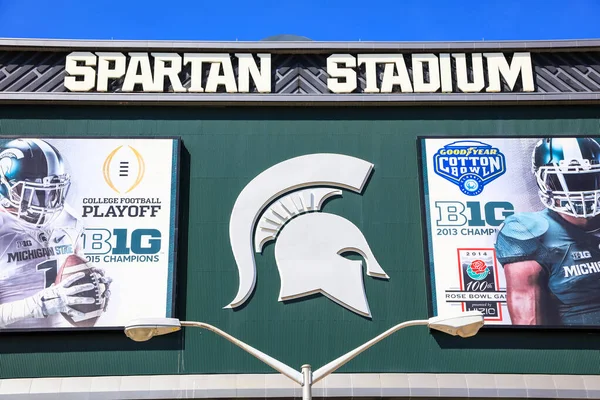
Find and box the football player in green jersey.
[496,137,600,326]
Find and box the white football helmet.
[533,137,600,218]
[0,139,71,227]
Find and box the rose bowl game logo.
[467,259,489,280]
[433,140,506,196]
[456,249,504,321]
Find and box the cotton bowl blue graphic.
[459,174,484,195]
[433,140,506,196]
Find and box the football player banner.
[420,137,600,328]
[0,137,179,330]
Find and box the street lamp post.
[125,311,484,400]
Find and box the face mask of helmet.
[2,175,70,227]
[536,161,600,218]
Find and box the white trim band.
[0,38,599,51]
[1,92,600,106]
[0,373,599,399]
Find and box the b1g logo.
[433,140,506,196]
[82,228,161,263]
[434,201,514,236]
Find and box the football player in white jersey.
[0,138,110,329]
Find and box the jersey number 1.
[36,260,58,289]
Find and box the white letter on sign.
[327,54,357,93]
[122,53,154,92]
[205,54,237,93]
[454,53,485,93]
[236,53,271,93]
[64,52,96,92]
[379,55,413,93]
[357,54,381,93]
[152,53,185,92]
[412,54,440,93]
[484,52,534,92]
[96,52,126,92]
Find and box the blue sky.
[0,0,598,42]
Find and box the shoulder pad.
[0,212,19,240]
[495,212,549,265]
[55,205,82,231]
[499,212,549,240]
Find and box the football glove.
[36,271,97,318]
[0,271,96,328]
[90,267,112,312]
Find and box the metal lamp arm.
[312,319,429,384]
[180,321,303,385]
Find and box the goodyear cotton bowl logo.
[433,140,506,196]
[103,146,146,194]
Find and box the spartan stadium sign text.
[64,52,534,94]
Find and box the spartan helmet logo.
[227,154,389,317]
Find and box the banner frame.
[0,135,182,333]
[417,134,600,331]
